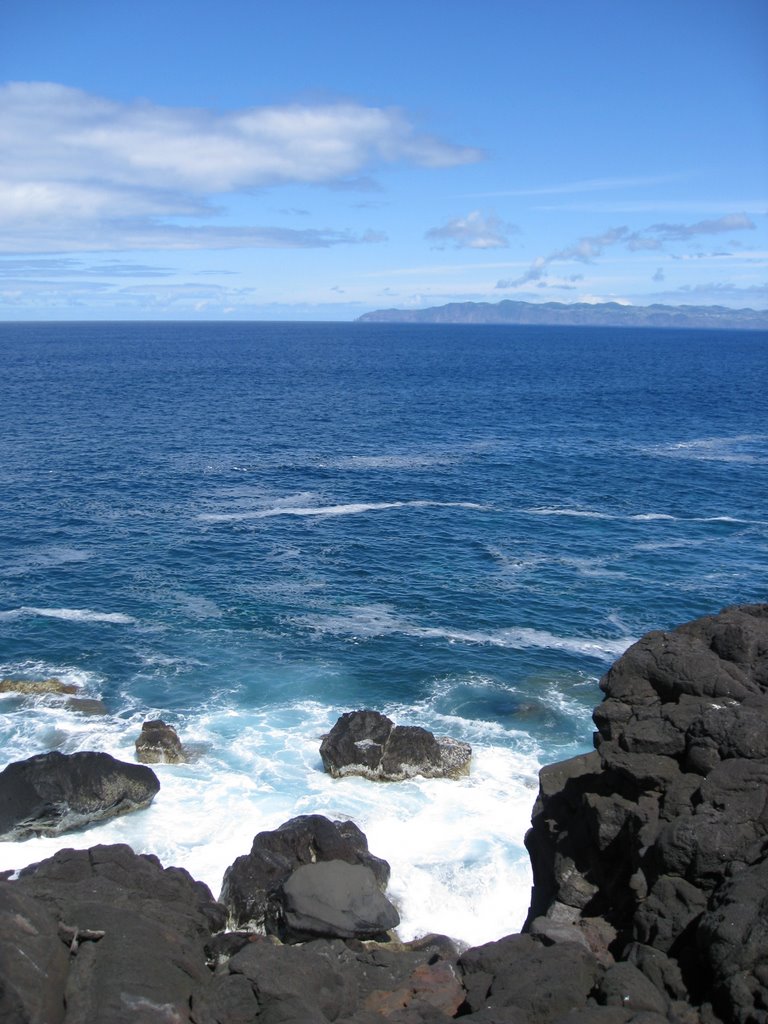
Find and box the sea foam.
[198,499,488,522]
[295,604,635,660]
[0,695,544,946]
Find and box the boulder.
[320,709,472,781]
[135,719,186,764]
[0,750,160,841]
[280,860,400,941]
[219,814,391,932]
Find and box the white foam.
[629,513,678,521]
[3,546,92,577]
[21,607,137,625]
[647,434,768,464]
[295,604,635,660]
[522,507,614,519]
[0,698,551,945]
[329,453,460,470]
[199,500,488,523]
[558,556,626,579]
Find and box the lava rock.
[219,813,391,932]
[280,860,400,941]
[320,709,471,781]
[458,933,603,1023]
[135,719,186,764]
[64,697,109,716]
[0,881,69,1024]
[7,843,227,1024]
[697,855,768,1023]
[0,750,160,840]
[524,603,768,1024]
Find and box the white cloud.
[425,210,518,249]
[497,215,760,291]
[645,213,755,240]
[466,174,682,198]
[0,82,481,253]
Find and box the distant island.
[357,299,768,330]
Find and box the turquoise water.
[1,321,766,942]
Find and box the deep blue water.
[0,320,766,941]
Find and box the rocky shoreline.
[1,603,767,1023]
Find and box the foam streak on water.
[1,321,766,944]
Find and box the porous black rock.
[524,603,768,1024]
[219,813,391,933]
[0,750,160,841]
[320,709,472,781]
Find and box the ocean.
[1,320,766,945]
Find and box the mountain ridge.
[357,299,768,330]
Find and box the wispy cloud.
[673,281,768,302]
[0,82,481,253]
[533,200,768,215]
[0,257,175,278]
[645,213,756,241]
[425,210,518,249]
[467,174,682,198]
[0,221,388,254]
[497,214,757,290]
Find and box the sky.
[0,0,766,320]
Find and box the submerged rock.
[135,718,186,764]
[0,677,78,695]
[0,750,160,841]
[64,697,109,716]
[320,709,472,781]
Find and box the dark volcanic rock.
[4,604,768,1023]
[5,843,227,1024]
[320,709,472,781]
[458,933,603,1022]
[525,603,768,1024]
[281,860,400,941]
[0,881,69,1024]
[135,718,186,763]
[0,750,160,840]
[64,697,109,716]
[697,856,768,1023]
[219,813,391,932]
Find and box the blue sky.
[1,0,766,319]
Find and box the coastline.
[2,604,768,1022]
